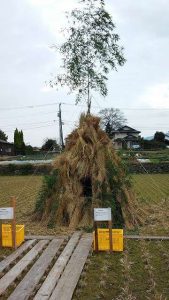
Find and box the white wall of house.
[111,126,140,150]
[113,141,122,149]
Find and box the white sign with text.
[0,208,14,220]
[94,208,112,221]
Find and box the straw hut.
[35,114,143,229]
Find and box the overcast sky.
[0,0,169,146]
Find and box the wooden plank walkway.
[0,239,36,274]
[25,235,67,241]
[8,238,64,300]
[0,240,48,296]
[49,234,93,300]
[34,231,81,300]
[24,234,169,241]
[125,235,169,240]
[0,233,168,300]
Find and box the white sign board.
[94,208,112,221]
[0,208,14,220]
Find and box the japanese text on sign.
[94,208,111,221]
[0,208,14,220]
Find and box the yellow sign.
[2,224,25,248]
[93,229,123,251]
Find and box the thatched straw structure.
[35,114,144,229]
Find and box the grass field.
[0,175,73,237]
[0,174,168,236]
[132,174,169,235]
[0,174,169,299]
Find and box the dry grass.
[0,176,73,236]
[132,174,169,235]
[74,240,169,300]
[40,114,142,228]
[0,174,168,237]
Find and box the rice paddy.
[74,174,169,300]
[0,175,72,237]
[0,174,169,299]
[132,174,169,235]
[74,239,169,300]
[0,174,168,235]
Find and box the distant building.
[165,132,169,143]
[111,126,141,150]
[0,140,14,156]
[33,147,41,152]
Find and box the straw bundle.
[35,114,144,229]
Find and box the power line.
[1,101,169,112]
[62,103,169,111]
[1,120,58,129]
[0,102,60,112]
[2,120,169,133]
[3,120,76,134]
[4,124,58,133]
[1,119,76,131]
[0,110,56,120]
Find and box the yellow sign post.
[93,229,124,251]
[94,208,113,253]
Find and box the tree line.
[0,107,168,154]
[0,128,61,155]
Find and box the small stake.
[10,196,16,249]
[94,221,99,252]
[108,220,113,252]
[0,219,2,248]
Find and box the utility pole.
[58,103,64,151]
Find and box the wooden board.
[0,240,36,274]
[125,235,169,240]
[49,234,93,300]
[34,232,81,300]
[25,235,67,240]
[8,238,64,300]
[0,240,48,296]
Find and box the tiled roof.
[111,125,140,134]
[0,139,13,145]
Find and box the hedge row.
[128,162,169,174]
[0,162,169,176]
[0,164,52,175]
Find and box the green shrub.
[35,170,59,216]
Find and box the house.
[0,140,14,156]
[165,132,169,144]
[111,126,141,150]
[33,147,41,152]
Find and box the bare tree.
[99,108,127,136]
